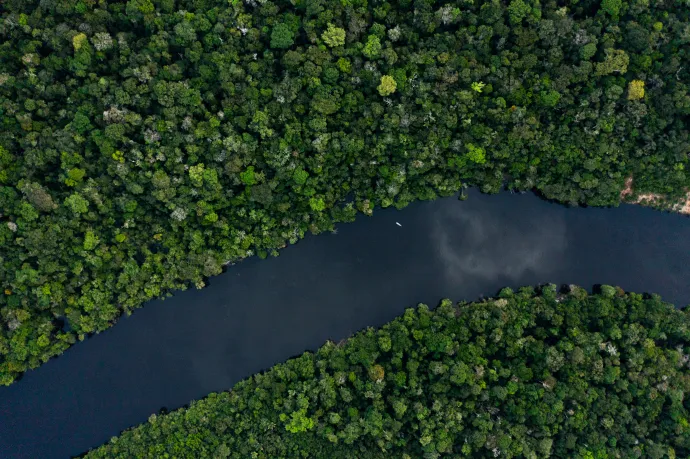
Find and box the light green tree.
[595,49,629,75]
[72,33,88,51]
[471,81,486,93]
[627,80,645,100]
[83,231,100,250]
[189,164,205,187]
[281,409,315,433]
[363,35,382,59]
[466,144,486,164]
[65,193,89,214]
[377,75,397,96]
[322,24,346,47]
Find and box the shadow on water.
[1,189,690,458]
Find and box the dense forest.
[86,286,690,458]
[1,0,690,384]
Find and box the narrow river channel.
[1,190,690,458]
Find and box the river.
[1,190,689,458]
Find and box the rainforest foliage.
[87,286,690,458]
[1,0,690,384]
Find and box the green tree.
[466,144,486,164]
[72,33,88,51]
[595,49,629,75]
[600,0,622,17]
[507,0,531,24]
[581,43,597,60]
[83,231,100,250]
[540,90,561,107]
[471,81,486,93]
[627,80,645,100]
[64,193,89,214]
[322,24,346,47]
[309,197,326,211]
[293,168,309,185]
[281,409,315,433]
[240,166,257,186]
[377,75,397,96]
[362,35,382,59]
[271,23,295,49]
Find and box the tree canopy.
[86,286,690,458]
[1,0,690,383]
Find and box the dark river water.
[1,190,690,458]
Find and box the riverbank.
[85,286,690,458]
[622,177,690,215]
[3,0,689,386]
[3,191,690,458]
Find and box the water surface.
[1,190,689,458]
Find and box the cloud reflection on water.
[432,200,568,283]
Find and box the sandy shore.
[620,176,690,215]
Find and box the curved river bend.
[1,190,690,458]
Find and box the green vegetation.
[377,75,397,97]
[87,286,690,458]
[322,24,346,48]
[1,0,689,384]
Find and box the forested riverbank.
[86,286,690,458]
[4,192,690,459]
[2,0,689,384]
